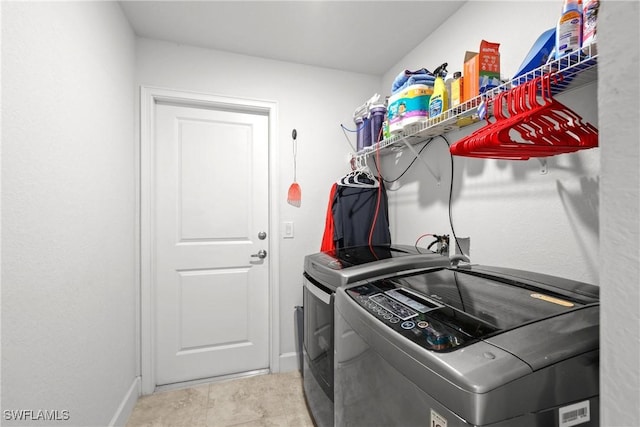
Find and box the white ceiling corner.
[119,1,467,76]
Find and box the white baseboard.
[279,351,302,373]
[109,376,141,427]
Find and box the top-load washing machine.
[334,264,600,427]
[302,244,451,427]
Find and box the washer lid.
[324,244,428,268]
[387,267,598,332]
[362,266,599,359]
[304,244,450,289]
[485,305,599,370]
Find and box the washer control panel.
[369,293,418,320]
[347,282,492,352]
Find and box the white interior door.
[153,101,270,386]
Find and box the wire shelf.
[356,43,598,161]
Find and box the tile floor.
[126,371,314,427]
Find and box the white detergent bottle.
[556,0,583,58]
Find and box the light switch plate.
[283,221,294,239]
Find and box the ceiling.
[119,1,466,76]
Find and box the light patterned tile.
[227,414,290,427]
[126,372,311,427]
[126,385,209,427]
[286,410,315,427]
[206,393,286,427]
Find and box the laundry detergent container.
[387,84,433,134]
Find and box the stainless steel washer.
[303,245,451,427]
[335,265,600,427]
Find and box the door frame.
[139,86,280,395]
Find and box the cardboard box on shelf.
[463,40,500,103]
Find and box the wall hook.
[538,158,548,175]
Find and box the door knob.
[251,249,267,259]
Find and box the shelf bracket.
[398,136,440,185]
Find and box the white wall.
[1,2,138,426]
[135,39,380,371]
[598,1,640,426]
[378,1,599,284]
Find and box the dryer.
[303,244,450,427]
[335,265,599,427]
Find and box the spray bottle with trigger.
[428,62,449,120]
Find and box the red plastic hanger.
[449,72,598,160]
